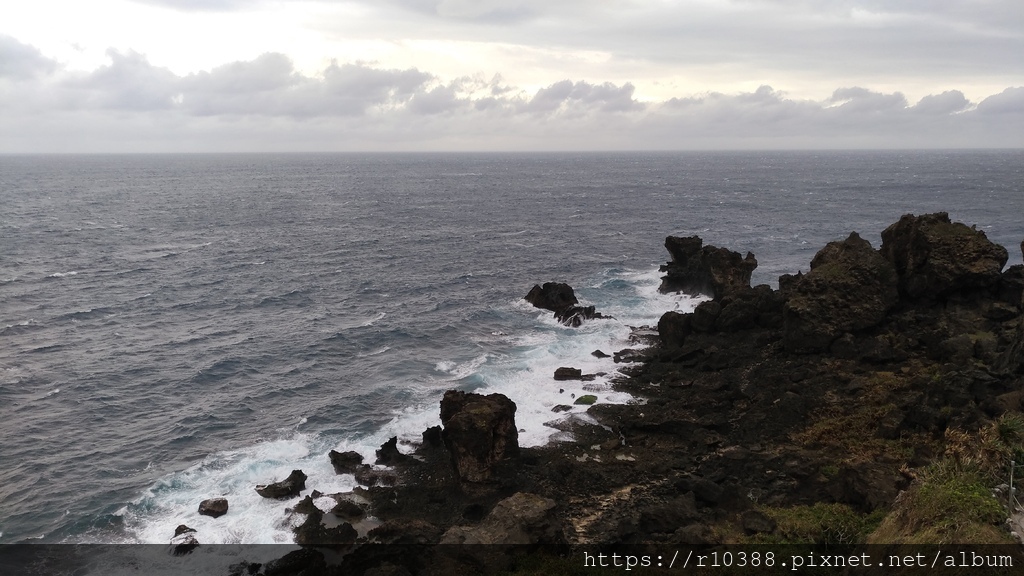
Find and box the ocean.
[1,150,1022,546]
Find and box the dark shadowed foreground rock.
[880,211,1008,299]
[659,235,756,298]
[440,492,562,545]
[440,390,519,483]
[197,498,228,518]
[781,232,899,353]
[255,469,307,499]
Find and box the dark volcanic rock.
[659,235,757,298]
[376,436,412,465]
[294,502,359,546]
[525,282,608,326]
[440,390,519,483]
[553,367,583,381]
[255,470,306,499]
[524,282,578,312]
[422,425,443,448]
[592,349,610,358]
[262,549,327,576]
[198,498,228,518]
[782,232,899,353]
[554,305,608,327]
[880,212,1008,300]
[440,492,562,545]
[658,310,692,349]
[353,464,397,487]
[174,524,196,537]
[329,450,364,474]
[170,525,198,555]
[331,498,366,520]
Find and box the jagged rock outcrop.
[880,212,1008,300]
[172,213,1024,574]
[255,469,307,499]
[659,235,757,298]
[329,450,364,474]
[198,498,228,518]
[376,436,412,465]
[439,391,519,483]
[439,492,562,545]
[781,232,900,353]
[293,495,359,546]
[524,282,609,327]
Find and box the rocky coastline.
[196,213,1024,574]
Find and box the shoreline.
[346,211,1024,571]
[6,211,1023,574]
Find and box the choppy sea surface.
[1,151,1022,545]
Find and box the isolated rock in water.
[880,212,1008,300]
[440,492,562,545]
[591,349,610,358]
[553,367,583,381]
[255,469,306,499]
[198,498,228,518]
[525,282,608,326]
[170,525,198,556]
[524,282,578,312]
[174,524,197,537]
[440,390,519,483]
[782,232,899,353]
[659,235,757,298]
[328,450,364,474]
[554,305,607,327]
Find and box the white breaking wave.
[121,265,699,544]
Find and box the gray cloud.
[524,80,642,114]
[976,87,1024,115]
[0,35,58,79]
[912,90,970,115]
[1,45,1021,152]
[70,49,180,111]
[301,0,1023,99]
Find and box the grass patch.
[868,462,1012,544]
[867,412,1024,544]
[751,503,885,545]
[790,370,930,465]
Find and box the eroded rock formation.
[659,235,757,297]
[255,469,307,499]
[439,391,519,483]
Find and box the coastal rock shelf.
[209,212,1024,574]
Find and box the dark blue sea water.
[1,151,1022,545]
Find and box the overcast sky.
[2,0,1022,152]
